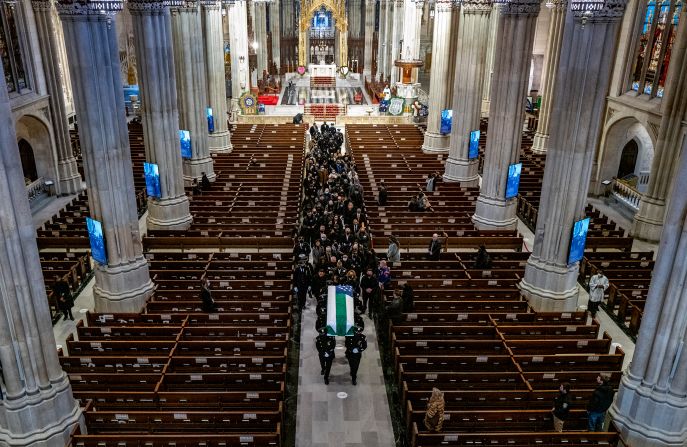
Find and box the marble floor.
[31,192,79,229]
[295,296,396,447]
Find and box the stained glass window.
[630,0,682,98]
[0,3,30,94]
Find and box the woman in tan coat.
[424,388,445,432]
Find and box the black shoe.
[352,378,357,385]
[320,369,324,375]
[324,378,329,385]
[63,316,69,321]
[70,317,74,321]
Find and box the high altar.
[298,0,348,68]
[309,64,337,78]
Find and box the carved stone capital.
[56,0,123,15]
[435,0,456,11]
[461,0,492,13]
[501,0,540,15]
[571,0,627,22]
[127,0,168,12]
[31,0,54,12]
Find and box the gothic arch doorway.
[617,139,639,179]
[18,139,38,184]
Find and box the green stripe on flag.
[335,291,347,336]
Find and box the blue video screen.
[468,130,480,159]
[86,217,107,265]
[144,162,161,199]
[440,109,452,135]
[568,217,591,264]
[207,107,214,133]
[179,130,191,159]
[505,162,522,199]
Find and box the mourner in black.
[52,275,74,321]
[315,328,336,385]
[200,277,217,312]
[293,257,312,310]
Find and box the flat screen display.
[179,130,191,159]
[86,217,107,265]
[144,162,161,199]
[440,109,452,135]
[468,130,480,159]
[568,217,591,265]
[206,107,214,133]
[505,162,522,199]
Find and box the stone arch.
[17,139,38,183]
[14,113,58,187]
[598,116,654,192]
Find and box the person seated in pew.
[384,292,404,325]
[200,172,211,191]
[427,233,443,261]
[425,173,438,192]
[199,277,217,313]
[401,284,415,312]
[474,244,492,269]
[424,388,445,432]
[191,178,202,196]
[552,382,572,432]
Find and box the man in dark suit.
[427,233,442,260]
[52,275,74,321]
[345,330,367,385]
[315,328,336,385]
[293,257,312,310]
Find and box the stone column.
[630,12,687,243]
[385,0,394,80]
[203,0,232,153]
[377,0,388,79]
[519,0,628,312]
[481,5,499,116]
[0,55,80,447]
[612,135,687,446]
[254,2,268,77]
[31,0,83,196]
[270,0,280,73]
[443,0,492,186]
[389,0,404,84]
[473,0,540,230]
[421,0,456,154]
[228,0,250,108]
[128,0,193,231]
[363,0,375,78]
[58,0,154,313]
[171,0,216,183]
[531,0,566,153]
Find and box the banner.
[86,217,107,265]
[505,162,522,199]
[468,130,480,159]
[388,97,405,116]
[144,162,161,199]
[206,107,214,133]
[179,130,191,159]
[326,285,356,337]
[568,217,591,264]
[440,109,452,134]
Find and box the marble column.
[473,0,540,230]
[630,13,687,243]
[171,0,216,183]
[203,0,232,153]
[58,0,154,313]
[270,0,280,73]
[421,0,456,154]
[443,0,492,186]
[531,0,566,153]
[254,2,268,77]
[481,5,499,116]
[31,0,83,196]
[385,0,394,80]
[0,54,80,447]
[363,0,375,78]
[128,0,193,231]
[519,0,628,312]
[228,0,250,108]
[389,0,404,85]
[377,0,388,80]
[611,136,687,447]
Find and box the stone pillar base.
[611,374,687,447]
[531,131,549,154]
[422,131,449,154]
[93,257,154,313]
[146,195,193,230]
[519,256,580,311]
[183,156,216,185]
[472,195,518,230]
[0,376,81,447]
[631,196,665,243]
[443,156,479,187]
[56,157,83,195]
[208,130,232,153]
[481,99,490,117]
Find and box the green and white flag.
[326,285,356,336]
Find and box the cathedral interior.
[0,0,686,446]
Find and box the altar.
[309,63,337,78]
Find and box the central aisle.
[295,305,396,447]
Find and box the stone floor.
[31,192,78,229]
[295,296,396,447]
